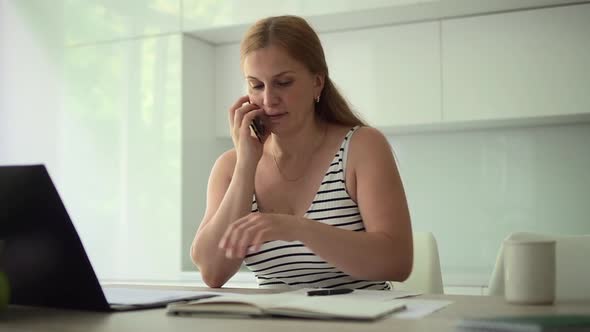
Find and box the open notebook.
[0,165,215,311]
[167,289,407,321]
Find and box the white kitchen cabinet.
[213,21,442,137]
[184,0,589,44]
[320,21,442,128]
[64,0,181,45]
[442,4,590,123]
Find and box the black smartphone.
[250,116,266,143]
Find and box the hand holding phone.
[250,116,266,143]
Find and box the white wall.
[1,0,190,281]
[390,124,590,286]
[3,1,589,290]
[0,0,63,181]
[61,34,185,280]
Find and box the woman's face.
[243,45,323,134]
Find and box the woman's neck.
[270,118,327,162]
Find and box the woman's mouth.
[267,113,287,123]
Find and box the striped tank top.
[244,126,391,290]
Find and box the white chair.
[392,231,444,294]
[488,232,590,300]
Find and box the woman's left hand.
[218,213,306,259]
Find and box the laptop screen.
[0,165,110,311]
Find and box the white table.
[2,286,589,332]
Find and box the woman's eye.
[277,81,292,87]
[251,85,263,90]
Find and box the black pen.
[306,288,354,296]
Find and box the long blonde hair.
[240,15,366,127]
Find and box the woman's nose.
[263,87,279,107]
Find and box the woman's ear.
[314,73,325,97]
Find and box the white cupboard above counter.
[320,22,442,129]
[185,0,589,44]
[212,21,442,138]
[441,3,590,125]
[199,2,590,138]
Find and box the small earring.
[315,95,320,103]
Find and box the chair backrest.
[392,231,444,294]
[488,232,590,300]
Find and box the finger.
[228,214,264,258]
[218,221,236,250]
[250,229,270,253]
[233,103,260,138]
[241,108,264,125]
[235,226,258,259]
[236,221,268,258]
[234,101,259,120]
[242,108,266,138]
[229,95,250,111]
[234,213,270,256]
[228,96,250,136]
[228,95,250,126]
[225,227,239,259]
[229,96,254,138]
[224,215,256,259]
[218,214,250,250]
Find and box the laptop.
[0,164,216,311]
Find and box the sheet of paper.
[103,287,230,305]
[391,299,452,319]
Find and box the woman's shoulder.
[212,148,237,176]
[218,148,237,163]
[348,126,392,160]
[325,124,389,153]
[351,126,389,146]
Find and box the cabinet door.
[320,22,442,128]
[65,0,181,45]
[442,4,590,122]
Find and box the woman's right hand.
[228,96,267,167]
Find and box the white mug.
[504,239,556,304]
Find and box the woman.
[191,15,413,290]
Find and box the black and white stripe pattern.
[244,126,391,291]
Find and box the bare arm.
[190,96,267,288]
[190,151,255,288]
[297,127,413,281]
